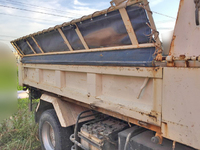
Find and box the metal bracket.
[137,78,149,99]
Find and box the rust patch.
[137,110,157,122]
[148,111,158,122]
[60,96,161,133]
[179,54,186,60]
[162,122,168,137]
[166,120,186,127]
[185,60,189,67]
[155,54,163,61]
[167,0,185,58]
[179,0,184,10]
[148,114,157,121]
[153,67,160,72]
[167,61,175,67]
[140,112,144,115]
[169,35,176,56]
[149,67,161,78]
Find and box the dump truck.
[11,0,200,149]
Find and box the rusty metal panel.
[162,67,200,149]
[22,64,162,127]
[169,0,200,57]
[22,64,163,78]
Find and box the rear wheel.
[39,109,73,150]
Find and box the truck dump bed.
[13,0,200,149]
[11,1,159,67]
[14,0,163,133]
[14,0,163,136]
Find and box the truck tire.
[39,109,73,150]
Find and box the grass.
[17,79,23,91]
[0,98,41,150]
[0,68,41,150]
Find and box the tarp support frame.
[119,8,139,45]
[58,28,74,51]
[31,36,44,53]
[11,42,23,57]
[143,0,161,46]
[75,24,89,50]
[26,40,36,54]
[13,42,24,56]
[23,43,155,57]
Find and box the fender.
[36,93,89,127]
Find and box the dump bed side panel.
[20,64,162,127]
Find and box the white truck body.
[15,0,200,149]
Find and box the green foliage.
[0,67,40,149]
[0,98,41,150]
[17,67,23,91]
[17,79,23,91]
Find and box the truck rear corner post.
[15,0,200,149]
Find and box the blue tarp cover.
[18,5,155,66]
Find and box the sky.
[0,0,180,52]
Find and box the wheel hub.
[42,121,55,150]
